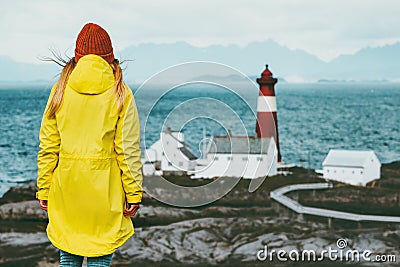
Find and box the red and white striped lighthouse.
[256,64,282,162]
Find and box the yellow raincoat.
[36,54,143,256]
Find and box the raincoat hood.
[68,54,115,95]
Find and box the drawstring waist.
[59,153,117,161]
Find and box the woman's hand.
[39,200,48,211]
[123,203,140,217]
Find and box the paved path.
[270,183,400,223]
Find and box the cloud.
[1,0,400,63]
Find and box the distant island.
[318,79,391,83]
[1,40,400,83]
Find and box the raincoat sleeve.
[114,88,143,203]
[36,84,61,200]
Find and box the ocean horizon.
[0,82,399,196]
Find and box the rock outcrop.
[1,163,399,266]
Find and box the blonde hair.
[45,55,125,119]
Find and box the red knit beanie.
[74,23,115,64]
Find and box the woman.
[36,22,143,267]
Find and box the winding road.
[270,183,400,223]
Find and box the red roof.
[261,65,273,77]
[257,64,277,85]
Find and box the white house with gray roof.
[191,136,278,179]
[142,128,197,176]
[322,149,381,186]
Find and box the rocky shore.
[0,164,399,266]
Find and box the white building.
[142,128,197,176]
[191,136,278,179]
[322,149,381,186]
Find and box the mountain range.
[1,39,399,83]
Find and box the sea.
[0,82,399,196]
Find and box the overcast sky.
[1,0,400,63]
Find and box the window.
[327,169,330,173]
[352,171,355,174]
[168,162,172,166]
[179,162,183,167]
[257,157,263,161]
[242,157,248,161]
[214,156,219,161]
[360,170,363,174]
[227,156,233,161]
